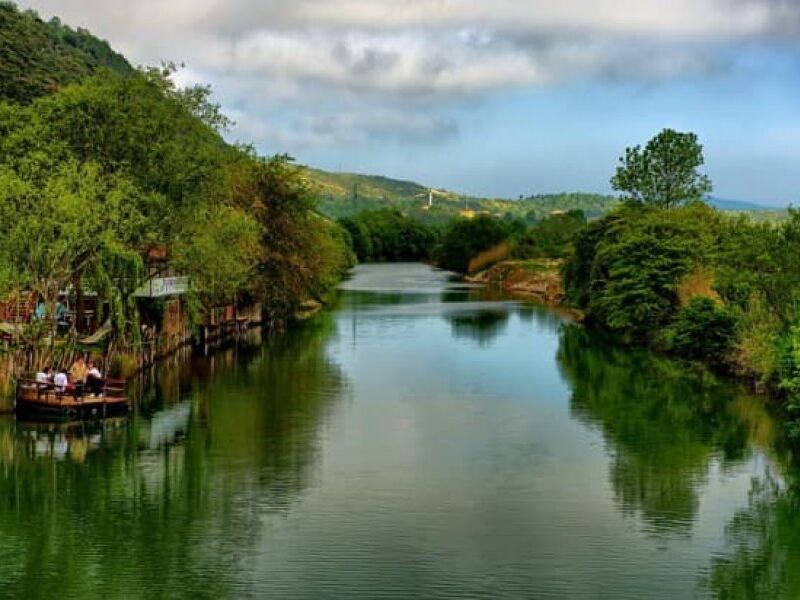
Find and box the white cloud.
[18,0,800,149]
[191,0,798,39]
[228,105,458,149]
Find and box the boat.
[15,377,129,419]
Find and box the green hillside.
[307,168,790,223]
[0,1,133,103]
[308,168,618,223]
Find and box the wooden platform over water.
[16,380,128,419]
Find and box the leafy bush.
[435,215,511,274]
[780,324,800,395]
[715,210,800,325]
[513,209,586,259]
[664,297,737,362]
[338,209,438,262]
[778,321,800,439]
[564,202,723,338]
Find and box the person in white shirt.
[53,371,68,394]
[35,367,52,390]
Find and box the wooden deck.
[16,379,129,419]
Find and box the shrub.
[778,321,800,439]
[732,296,783,382]
[467,242,511,274]
[512,209,586,259]
[436,215,511,274]
[664,297,737,362]
[563,202,722,338]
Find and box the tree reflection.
[557,325,775,535]
[703,473,800,598]
[0,313,345,598]
[447,309,510,346]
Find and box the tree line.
[562,128,800,437]
[337,205,585,273]
[0,64,353,349]
[338,128,800,441]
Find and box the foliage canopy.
[611,128,712,208]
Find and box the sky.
[20,0,800,205]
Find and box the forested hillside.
[310,168,785,223]
[313,168,619,222]
[0,2,133,103]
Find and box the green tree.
[0,160,145,340]
[337,216,374,261]
[564,202,722,338]
[664,297,737,363]
[611,129,712,208]
[171,204,261,306]
[0,2,132,104]
[513,209,586,259]
[435,215,511,274]
[231,154,352,327]
[339,209,437,262]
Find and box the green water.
[1,263,799,598]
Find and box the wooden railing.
[18,374,128,404]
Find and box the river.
[0,263,798,598]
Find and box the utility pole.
[352,182,359,214]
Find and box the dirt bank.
[466,259,567,306]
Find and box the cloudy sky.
[21,0,800,204]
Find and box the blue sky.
[22,0,800,205]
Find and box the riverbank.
[468,256,790,414]
[467,259,565,304]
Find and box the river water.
[1,263,799,598]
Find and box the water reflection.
[557,325,777,535]
[448,309,510,346]
[1,263,799,598]
[703,474,800,598]
[0,313,345,598]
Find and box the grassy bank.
[466,259,566,306]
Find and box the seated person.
[35,367,52,390]
[86,362,104,396]
[53,370,68,395]
[70,356,88,398]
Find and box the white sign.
[134,276,190,298]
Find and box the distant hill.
[308,169,790,222]
[308,168,619,223]
[705,196,781,212]
[0,1,133,103]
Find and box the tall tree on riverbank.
[230,154,353,328]
[0,160,145,341]
[436,215,512,274]
[611,129,712,208]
